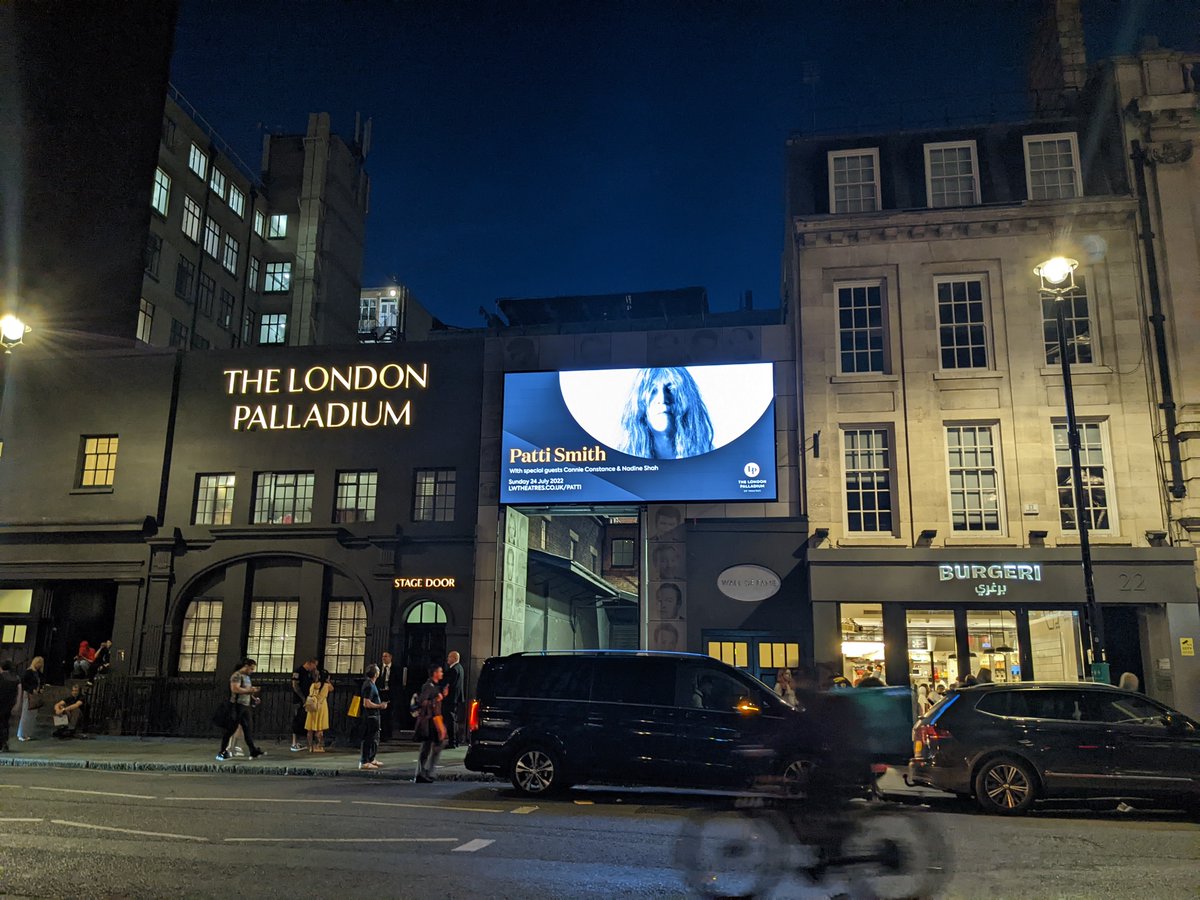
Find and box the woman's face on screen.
[646,379,676,433]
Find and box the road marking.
[573,800,594,805]
[452,838,495,853]
[32,787,156,800]
[0,818,44,823]
[52,819,208,842]
[510,806,538,815]
[225,837,458,843]
[164,797,342,804]
[351,800,504,814]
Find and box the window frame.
[944,422,1005,534]
[259,313,287,345]
[208,167,227,200]
[174,257,195,301]
[828,147,881,214]
[611,537,636,568]
[263,261,292,293]
[151,167,171,217]
[178,599,223,673]
[187,142,208,180]
[935,274,992,371]
[203,216,221,259]
[322,599,368,674]
[222,233,240,275]
[197,272,215,317]
[268,214,288,239]
[1042,272,1095,366]
[181,195,201,242]
[218,288,236,330]
[253,210,266,237]
[252,471,315,525]
[835,280,888,375]
[413,468,457,522]
[246,599,298,673]
[137,298,155,344]
[841,426,895,534]
[334,470,379,524]
[924,140,980,208]
[193,473,237,526]
[1052,419,1118,536]
[78,435,119,488]
[169,318,189,348]
[228,184,246,218]
[144,232,162,279]
[1023,132,1083,201]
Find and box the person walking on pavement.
[443,650,465,749]
[358,663,388,770]
[290,656,320,752]
[413,664,447,783]
[217,658,266,761]
[17,656,44,742]
[378,651,395,742]
[0,660,21,752]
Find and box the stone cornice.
[793,199,1138,247]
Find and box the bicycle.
[675,782,950,898]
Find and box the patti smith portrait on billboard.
[618,367,714,460]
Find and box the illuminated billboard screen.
[501,363,776,504]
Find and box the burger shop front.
[808,547,1200,718]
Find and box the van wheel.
[780,758,816,796]
[510,745,563,795]
[974,756,1037,815]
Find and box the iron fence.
[88,674,376,743]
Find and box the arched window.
[406,600,446,625]
[179,599,223,672]
[324,599,368,674]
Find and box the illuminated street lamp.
[1034,256,1106,680]
[1,314,30,353]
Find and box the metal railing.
[87,674,373,742]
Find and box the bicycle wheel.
[674,808,785,898]
[837,806,950,899]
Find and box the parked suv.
[909,682,1200,815]
[465,651,857,796]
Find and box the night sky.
[169,1,1199,328]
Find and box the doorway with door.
[399,599,447,714]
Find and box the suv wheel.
[780,758,816,796]
[510,745,563,795]
[974,756,1037,815]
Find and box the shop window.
[1042,274,1093,365]
[906,609,956,710]
[1,624,28,644]
[611,537,635,567]
[323,599,367,674]
[178,599,222,672]
[194,473,236,525]
[842,427,893,533]
[334,470,378,523]
[78,435,119,487]
[945,424,1003,532]
[1028,610,1083,681]
[839,602,884,685]
[406,600,446,624]
[247,599,298,673]
[413,468,456,522]
[706,640,748,669]
[252,472,314,524]
[1053,421,1114,533]
[967,610,1020,683]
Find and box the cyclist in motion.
[676,678,949,898]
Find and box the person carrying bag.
[412,663,448,783]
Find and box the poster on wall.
[501,363,777,504]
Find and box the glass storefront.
[967,610,1020,683]
[1028,609,1084,681]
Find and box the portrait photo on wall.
[655,581,685,620]
[652,621,682,652]
[501,363,776,504]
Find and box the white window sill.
[830,374,899,384]
[1038,365,1113,377]
[836,535,906,547]
[941,535,1019,546]
[932,370,1004,381]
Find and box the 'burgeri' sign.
[223,363,429,431]
[717,564,781,602]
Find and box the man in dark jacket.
[0,660,20,752]
[443,651,465,749]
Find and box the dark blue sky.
[170,1,1199,328]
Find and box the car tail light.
[467,699,480,732]
[913,723,952,756]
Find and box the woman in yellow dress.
[305,672,334,752]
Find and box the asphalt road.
[0,768,1196,898]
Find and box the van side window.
[496,657,593,701]
[676,662,762,712]
[590,658,673,705]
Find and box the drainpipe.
[1130,141,1186,500]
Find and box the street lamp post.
[0,314,30,353]
[1034,257,1107,681]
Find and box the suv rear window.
[491,656,593,701]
